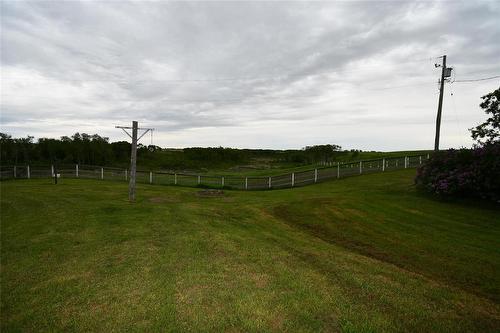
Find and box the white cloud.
[1,1,499,150]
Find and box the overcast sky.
[1,1,499,150]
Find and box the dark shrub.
[415,143,500,203]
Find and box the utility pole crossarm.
[138,128,153,141]
[116,127,133,139]
[115,126,153,130]
[116,125,154,141]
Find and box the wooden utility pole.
[116,121,154,202]
[129,121,138,201]
[434,55,447,151]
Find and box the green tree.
[470,87,500,145]
[0,133,14,163]
[303,144,342,163]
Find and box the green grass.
[1,170,499,332]
[199,149,432,177]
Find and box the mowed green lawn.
[1,170,499,332]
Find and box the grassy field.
[195,149,433,177]
[1,170,499,332]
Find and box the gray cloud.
[1,0,499,150]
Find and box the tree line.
[1,133,133,166]
[1,132,350,169]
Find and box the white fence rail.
[0,154,429,190]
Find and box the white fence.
[0,154,429,190]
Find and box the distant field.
[201,149,433,176]
[1,170,499,332]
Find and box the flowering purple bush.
[415,142,500,203]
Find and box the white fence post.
[13,166,17,178]
[382,158,385,171]
[174,173,177,185]
[314,168,318,183]
[359,161,362,174]
[125,169,128,181]
[221,176,225,187]
[427,153,430,159]
[51,165,54,177]
[101,167,104,179]
[245,177,248,190]
[404,156,408,169]
[76,164,79,178]
[291,173,295,187]
[27,165,30,179]
[268,176,272,189]
[419,156,422,165]
[150,171,153,184]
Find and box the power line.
[454,75,500,83]
[0,69,393,84]
[368,82,432,91]
[1,81,437,105]
[1,58,434,84]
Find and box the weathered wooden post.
[359,161,362,174]
[268,176,272,189]
[337,163,340,179]
[27,165,30,179]
[174,173,177,185]
[101,167,104,180]
[149,171,153,184]
[129,122,138,200]
[221,176,225,187]
[76,164,79,178]
[116,122,153,200]
[245,177,248,190]
[314,169,318,183]
[291,173,295,187]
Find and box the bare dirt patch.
[196,189,225,197]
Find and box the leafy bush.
[415,143,500,203]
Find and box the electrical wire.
[3,61,498,108]
[368,82,432,91]
[1,58,434,84]
[1,81,437,105]
[454,75,500,83]
[449,85,462,146]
